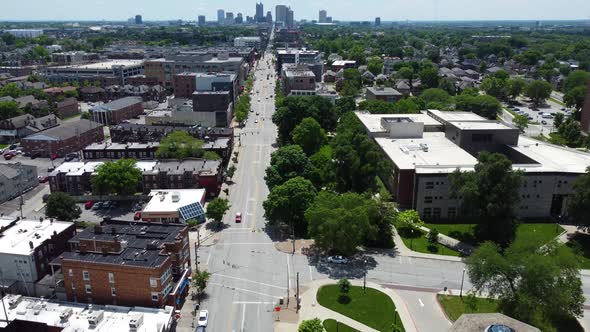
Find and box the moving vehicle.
[327,256,349,264]
[541,120,548,125]
[84,201,95,209]
[255,119,259,123]
[198,310,209,327]
[38,176,49,183]
[235,212,242,223]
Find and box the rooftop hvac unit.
[59,308,73,320]
[129,313,144,330]
[171,192,180,202]
[88,310,104,326]
[8,295,22,308]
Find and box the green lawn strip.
[566,233,590,269]
[0,144,8,149]
[398,229,461,257]
[323,319,360,332]
[437,295,499,321]
[316,285,405,332]
[424,223,477,245]
[437,295,583,331]
[549,97,565,106]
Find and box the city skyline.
[2,0,590,21]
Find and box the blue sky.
[2,0,590,21]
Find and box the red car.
[84,201,94,209]
[38,176,49,183]
[134,211,142,220]
[235,212,242,223]
[3,152,16,160]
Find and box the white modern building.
[234,37,262,49]
[141,189,206,223]
[4,29,43,38]
[43,60,144,85]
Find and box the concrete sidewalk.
[275,279,418,332]
[417,225,475,256]
[392,226,464,262]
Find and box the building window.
[83,271,90,281]
[150,277,158,288]
[111,287,116,297]
[71,282,76,290]
[108,272,114,284]
[151,292,159,301]
[447,207,457,220]
[433,208,441,219]
[423,208,432,219]
[85,285,92,294]
[68,269,73,277]
[424,196,433,204]
[425,182,434,189]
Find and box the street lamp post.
[460,268,466,298]
[363,259,367,293]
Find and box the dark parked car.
[64,153,79,162]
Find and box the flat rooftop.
[367,86,402,96]
[0,218,73,255]
[0,294,173,331]
[143,189,205,213]
[512,136,590,174]
[51,161,158,176]
[355,112,442,134]
[427,109,487,122]
[376,132,478,171]
[450,120,514,130]
[53,60,144,70]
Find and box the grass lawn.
[0,144,7,149]
[566,233,590,269]
[424,223,564,247]
[317,285,405,332]
[398,229,461,257]
[323,319,359,332]
[437,295,583,332]
[549,97,566,106]
[437,295,499,321]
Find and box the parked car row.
[86,200,119,210]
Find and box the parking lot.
[77,200,144,223]
[507,97,572,130]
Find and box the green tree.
[438,78,456,96]
[292,117,327,155]
[564,70,589,93]
[427,228,439,244]
[419,66,440,89]
[306,192,378,256]
[156,131,219,160]
[192,270,212,296]
[466,238,583,331]
[334,96,356,116]
[564,86,587,111]
[553,112,564,129]
[265,145,313,189]
[454,94,501,120]
[481,77,508,99]
[507,78,527,101]
[568,168,590,229]
[0,101,21,120]
[367,56,383,76]
[0,83,22,98]
[558,117,581,145]
[394,210,424,230]
[226,165,236,179]
[525,80,552,106]
[80,112,91,120]
[205,198,231,225]
[342,68,362,90]
[45,192,81,221]
[338,278,351,302]
[450,152,523,247]
[513,114,529,132]
[263,177,317,236]
[309,145,335,188]
[420,88,451,107]
[396,67,415,93]
[298,318,325,332]
[91,159,142,195]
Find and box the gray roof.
[0,164,20,179]
[367,86,402,96]
[95,96,142,111]
[451,313,541,332]
[23,119,102,141]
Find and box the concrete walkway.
[392,226,464,262]
[417,225,475,256]
[275,279,418,332]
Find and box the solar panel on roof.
[178,202,205,221]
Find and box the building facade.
[0,163,38,203]
[91,96,143,125]
[366,86,403,103]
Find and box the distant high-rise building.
[217,9,225,24]
[198,15,206,26]
[266,11,273,24]
[319,10,327,23]
[135,15,142,24]
[256,2,264,22]
[286,8,294,27]
[326,17,332,23]
[236,13,243,24]
[375,17,381,26]
[275,5,288,26]
[226,12,234,24]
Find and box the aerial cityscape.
[0,2,590,332]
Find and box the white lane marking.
[214,242,275,246]
[287,255,292,290]
[213,274,286,290]
[206,250,212,266]
[399,256,402,264]
[418,298,424,307]
[209,282,281,299]
[241,304,246,332]
[309,266,313,281]
[232,301,273,304]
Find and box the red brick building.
[173,73,197,98]
[581,84,590,132]
[57,220,190,308]
[21,119,104,158]
[90,97,143,125]
[55,97,80,119]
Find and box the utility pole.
[194,242,200,274]
[286,272,290,306]
[296,272,299,313]
[291,221,295,255]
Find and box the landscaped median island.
[396,226,462,257]
[316,282,405,332]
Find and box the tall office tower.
[286,8,294,27]
[266,11,273,24]
[275,5,288,26]
[236,13,243,24]
[135,15,142,24]
[198,15,206,26]
[226,12,234,24]
[319,10,327,23]
[375,17,381,26]
[217,9,225,24]
[256,2,264,22]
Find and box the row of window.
[424,196,445,204]
[423,207,457,219]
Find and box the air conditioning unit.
[59,308,73,320]
[88,310,104,325]
[129,313,144,330]
[8,295,22,308]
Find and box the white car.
[257,98,261,102]
[255,119,259,123]
[198,310,209,327]
[327,256,348,264]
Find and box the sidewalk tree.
[298,318,325,332]
[192,270,212,296]
[292,117,327,156]
[367,56,383,76]
[466,238,583,330]
[226,165,236,179]
[91,159,142,195]
[567,168,590,230]
[263,177,317,237]
[206,198,231,226]
[45,192,81,221]
[450,152,523,247]
[265,145,313,190]
[507,78,527,101]
[525,80,552,106]
[513,114,529,132]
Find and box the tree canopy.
[454,94,502,120]
[45,192,81,221]
[206,198,231,224]
[91,159,142,195]
[525,80,552,106]
[265,145,313,190]
[156,131,219,160]
[292,117,328,156]
[263,177,317,236]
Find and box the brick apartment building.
[91,97,143,125]
[0,113,60,143]
[366,86,403,103]
[173,72,197,98]
[56,220,190,308]
[55,97,80,119]
[21,119,104,158]
[281,64,316,95]
[109,123,234,144]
